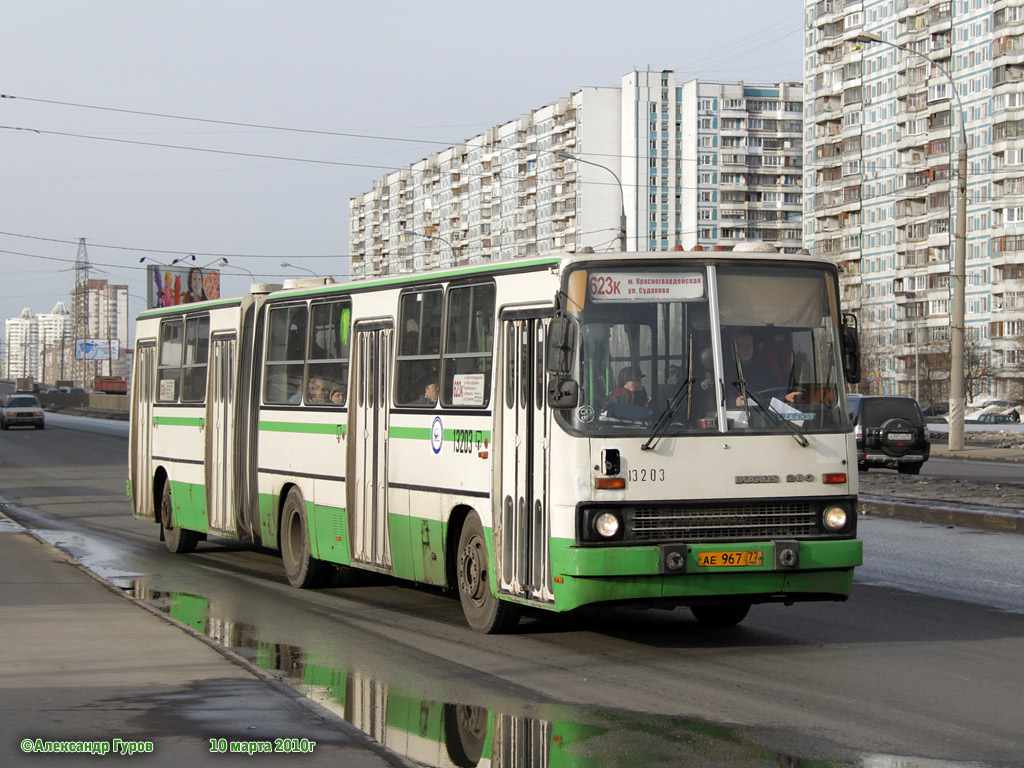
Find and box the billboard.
[76,339,120,360]
[146,264,221,309]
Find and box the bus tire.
[456,512,520,634]
[161,482,200,554]
[690,603,750,627]
[443,702,487,767]
[280,487,329,589]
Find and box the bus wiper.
[643,336,695,452]
[732,342,809,448]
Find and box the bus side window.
[157,319,183,402]
[442,282,495,408]
[395,289,443,407]
[308,300,350,406]
[264,304,307,404]
[181,315,210,402]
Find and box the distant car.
[847,394,929,474]
[973,412,1016,424]
[0,394,45,430]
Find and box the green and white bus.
[129,244,864,633]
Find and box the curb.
[859,494,1024,534]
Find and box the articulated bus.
[129,244,864,633]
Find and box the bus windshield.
[560,262,849,437]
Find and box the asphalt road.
[2,423,1022,767]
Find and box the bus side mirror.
[547,378,579,409]
[841,313,862,384]
[545,315,578,375]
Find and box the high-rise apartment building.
[349,72,804,279]
[4,302,72,382]
[803,0,1019,400]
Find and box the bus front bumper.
[549,538,862,613]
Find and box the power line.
[0,231,346,259]
[0,125,406,171]
[0,93,459,147]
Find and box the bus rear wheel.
[280,487,329,589]
[456,512,520,634]
[161,482,200,554]
[690,603,750,627]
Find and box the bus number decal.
[453,429,485,455]
[628,468,665,482]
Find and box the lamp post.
[280,261,319,278]
[218,258,257,283]
[402,230,455,269]
[854,32,968,450]
[555,150,629,251]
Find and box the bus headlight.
[822,505,848,532]
[594,512,621,538]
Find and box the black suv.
[847,395,930,474]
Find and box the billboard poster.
[146,264,221,309]
[75,339,120,360]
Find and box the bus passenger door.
[497,314,552,604]
[130,342,157,520]
[205,334,236,533]
[349,322,393,570]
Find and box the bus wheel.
[456,512,520,634]
[161,483,200,554]
[443,702,486,766]
[690,603,750,627]
[280,488,329,589]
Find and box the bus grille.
[629,501,818,541]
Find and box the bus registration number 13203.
[697,550,763,567]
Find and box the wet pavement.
[0,514,409,768]
[2,504,1009,768]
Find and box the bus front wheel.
[161,483,200,554]
[456,512,520,634]
[280,488,329,589]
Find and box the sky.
[0,0,803,345]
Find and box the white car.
[0,394,45,430]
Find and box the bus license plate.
[697,550,763,567]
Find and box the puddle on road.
[8,507,994,768]
[123,582,986,768]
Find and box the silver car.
[0,394,45,430]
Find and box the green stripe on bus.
[153,416,204,427]
[259,421,348,435]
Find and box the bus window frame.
[441,280,496,409]
[394,287,443,408]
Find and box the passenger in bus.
[413,380,438,406]
[305,376,329,404]
[609,366,648,407]
[329,385,346,405]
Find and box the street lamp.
[280,261,319,278]
[217,258,257,283]
[402,230,455,268]
[854,32,968,450]
[556,150,629,251]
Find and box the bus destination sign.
[589,272,704,302]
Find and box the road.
[1,423,1022,767]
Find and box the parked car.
[0,394,45,430]
[847,394,929,474]
[972,412,1017,424]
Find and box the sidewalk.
[930,441,1024,463]
[0,516,409,768]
